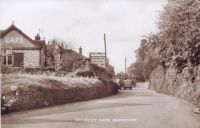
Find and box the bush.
[193,90,200,108]
[1,74,118,113]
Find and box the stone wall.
[149,65,200,108]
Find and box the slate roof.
[62,49,85,61]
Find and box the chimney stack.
[79,46,82,56]
[35,33,41,40]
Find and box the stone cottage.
[46,44,89,72]
[0,24,46,67]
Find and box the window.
[1,55,12,65]
[7,56,12,65]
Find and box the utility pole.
[104,33,107,68]
[125,57,127,79]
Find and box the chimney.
[79,46,82,56]
[35,33,41,40]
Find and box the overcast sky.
[0,0,167,72]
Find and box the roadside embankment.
[1,74,118,113]
[149,65,200,109]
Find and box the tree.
[144,0,200,73]
[128,62,145,82]
[127,39,147,82]
[129,0,200,82]
[159,0,200,64]
[115,72,125,79]
[48,38,73,53]
[46,38,74,67]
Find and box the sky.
[0,0,167,72]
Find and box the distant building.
[46,44,90,71]
[89,52,108,68]
[0,24,46,67]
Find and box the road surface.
[2,83,200,128]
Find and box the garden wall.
[1,75,118,113]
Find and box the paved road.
[2,83,200,128]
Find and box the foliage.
[128,62,145,82]
[115,72,125,79]
[137,0,200,74]
[128,0,200,80]
[128,41,147,82]
[143,57,160,80]
[49,39,74,50]
[46,38,74,66]
[106,65,115,76]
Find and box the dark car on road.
[118,79,136,90]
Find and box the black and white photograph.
[0,0,200,128]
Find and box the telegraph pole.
[104,33,107,68]
[125,57,127,79]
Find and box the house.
[0,24,46,67]
[59,48,89,71]
[46,44,89,72]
